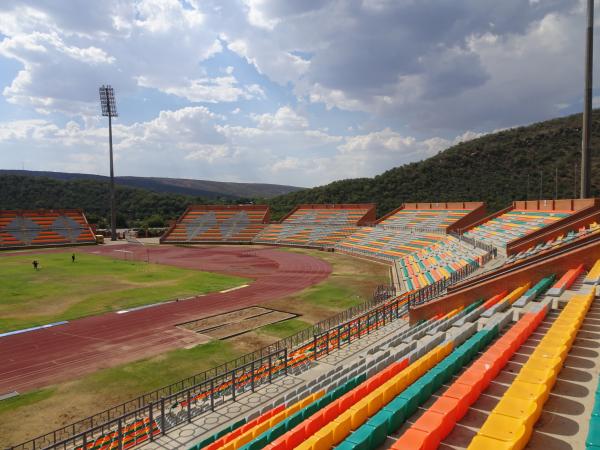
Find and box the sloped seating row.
[335,228,447,261]
[253,224,358,248]
[379,209,472,230]
[468,289,595,449]
[584,258,600,285]
[482,283,531,317]
[547,264,585,296]
[587,374,600,449]
[334,326,496,450]
[505,222,600,265]
[284,208,370,226]
[193,405,284,450]
[513,275,555,307]
[464,210,570,248]
[394,306,547,449]
[218,391,326,450]
[162,207,268,243]
[275,344,452,450]
[0,209,96,249]
[76,418,160,450]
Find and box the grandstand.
[0,209,95,249]
[461,199,599,253]
[377,202,487,232]
[160,205,269,244]
[162,252,598,450]
[505,220,600,266]
[335,203,491,293]
[394,236,489,292]
[7,199,600,450]
[252,204,375,248]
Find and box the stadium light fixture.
[99,85,118,241]
[581,0,594,198]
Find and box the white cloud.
[0,101,490,186]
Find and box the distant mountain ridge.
[0,170,302,199]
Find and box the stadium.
[1,2,600,450]
[1,196,599,450]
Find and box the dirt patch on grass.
[263,248,390,324]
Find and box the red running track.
[0,244,331,393]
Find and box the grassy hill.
[267,111,600,219]
[0,170,301,199]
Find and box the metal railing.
[450,231,497,254]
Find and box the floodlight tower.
[99,85,118,241]
[581,0,594,198]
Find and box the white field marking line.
[219,284,250,294]
[113,250,133,254]
[0,321,69,339]
[116,300,175,314]
[0,391,19,400]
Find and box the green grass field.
[0,252,249,333]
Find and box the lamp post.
[99,85,118,241]
[581,0,594,198]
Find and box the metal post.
[251,361,255,392]
[555,167,558,200]
[268,355,273,382]
[231,370,236,401]
[160,398,165,435]
[357,318,362,339]
[187,390,191,423]
[149,402,154,441]
[582,0,594,198]
[210,380,215,411]
[337,325,342,349]
[284,348,288,375]
[313,335,318,360]
[107,102,117,241]
[117,418,123,450]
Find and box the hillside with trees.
[2,110,599,226]
[267,110,600,219]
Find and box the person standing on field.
[72,253,76,263]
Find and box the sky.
[0,0,597,188]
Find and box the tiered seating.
[76,418,160,450]
[394,306,547,449]
[253,205,372,248]
[505,221,600,265]
[161,206,268,244]
[468,289,595,449]
[185,259,599,450]
[394,236,488,291]
[379,209,472,230]
[336,228,448,262]
[0,209,96,249]
[464,210,571,248]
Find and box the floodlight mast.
[99,85,118,241]
[581,0,594,199]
